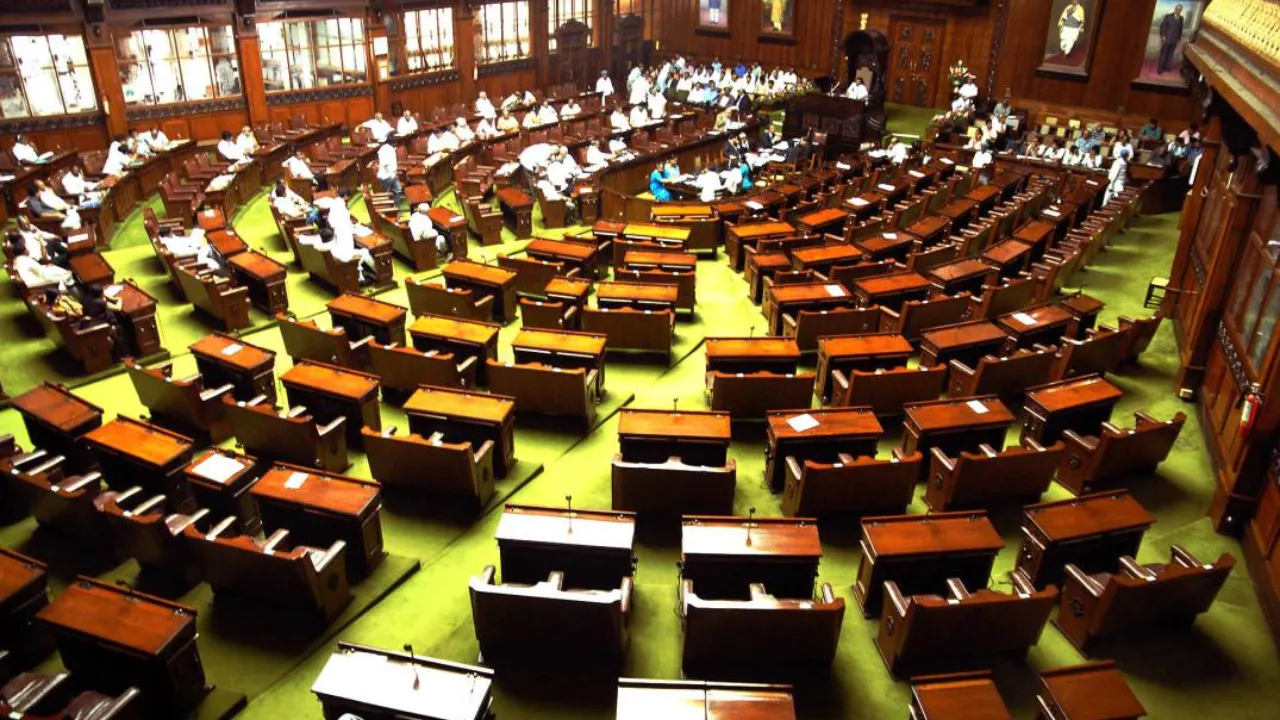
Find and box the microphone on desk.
[745,506,757,546]
[566,494,574,533]
[673,397,679,412]
[115,579,138,601]
[403,644,421,690]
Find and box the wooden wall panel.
[659,0,842,74]
[127,109,249,142]
[390,83,466,118]
[477,68,540,101]
[996,0,1197,120]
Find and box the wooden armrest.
[1009,568,1038,596]
[619,576,634,614]
[60,472,102,493]
[1063,564,1106,596]
[262,528,290,553]
[929,446,957,472]
[167,508,210,534]
[477,564,497,585]
[820,583,836,604]
[317,416,346,436]
[884,581,910,619]
[309,540,347,571]
[1119,556,1156,580]
[1061,428,1099,452]
[1169,545,1205,568]
[199,383,236,403]
[206,515,238,540]
[946,578,972,601]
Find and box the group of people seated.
[596,57,805,114]
[24,178,91,230]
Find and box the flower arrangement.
[948,60,970,89]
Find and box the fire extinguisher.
[1240,385,1263,438]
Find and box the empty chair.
[947,345,1058,406]
[0,450,109,547]
[497,255,575,295]
[486,360,599,424]
[834,365,947,416]
[876,571,1058,677]
[580,307,675,360]
[967,276,1037,319]
[680,580,845,675]
[611,455,736,516]
[1057,411,1186,495]
[880,293,972,342]
[1053,545,1235,655]
[183,517,351,622]
[469,565,632,663]
[362,426,495,507]
[782,306,882,352]
[707,371,816,418]
[173,264,251,330]
[222,395,348,472]
[1117,313,1162,364]
[367,342,476,396]
[782,451,921,517]
[519,297,579,330]
[925,441,1064,511]
[1055,326,1127,379]
[277,313,371,370]
[95,488,208,587]
[404,278,493,321]
[125,359,234,442]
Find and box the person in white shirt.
[610,108,631,132]
[475,92,497,120]
[102,139,130,178]
[476,117,499,139]
[438,128,460,152]
[846,78,869,101]
[647,88,666,120]
[283,150,315,183]
[501,92,522,112]
[397,110,419,136]
[236,126,259,157]
[408,203,448,260]
[217,131,247,166]
[561,100,582,118]
[720,164,744,194]
[376,137,401,199]
[271,180,311,221]
[10,243,72,289]
[596,70,615,101]
[608,137,631,159]
[33,180,70,215]
[60,167,102,207]
[959,78,979,104]
[888,140,910,166]
[11,135,41,165]
[584,140,611,172]
[629,104,649,127]
[454,118,476,144]
[676,73,694,96]
[626,64,642,94]
[127,129,152,158]
[15,217,57,260]
[315,195,376,279]
[538,102,559,125]
[361,113,394,143]
[694,167,722,202]
[156,226,223,273]
[629,72,651,107]
[536,177,576,222]
[426,131,444,156]
[1081,147,1103,170]
[1062,146,1083,166]
[140,126,170,152]
[522,109,542,129]
[519,143,556,174]
[543,150,577,193]
[972,142,994,184]
[1105,148,1129,205]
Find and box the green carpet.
[2,107,1278,719]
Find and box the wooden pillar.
[367,9,391,114]
[532,0,550,88]
[236,16,269,126]
[84,24,126,138]
[455,1,477,101]
[598,0,613,76]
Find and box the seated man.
[8,239,73,289]
[396,110,419,136]
[522,109,543,129]
[561,99,582,118]
[426,130,445,156]
[35,179,85,221]
[972,142,994,184]
[694,165,722,202]
[608,136,634,161]
[610,107,631,132]
[538,102,559,125]
[629,104,650,128]
[271,180,314,222]
[519,142,557,174]
[138,125,172,153]
[216,131,250,169]
[454,118,477,145]
[584,140,611,172]
[236,126,259,157]
[11,134,50,165]
[311,196,376,284]
[61,166,102,208]
[157,226,224,274]
[536,175,576,223]
[25,182,65,220]
[438,127,461,152]
[475,91,497,119]
[409,203,449,260]
[360,113,394,143]
[497,109,520,134]
[13,217,63,264]
[283,149,318,185]
[1138,118,1163,143]
[476,116,499,139]
[846,77,869,101]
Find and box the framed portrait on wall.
[697,0,730,34]
[760,0,796,40]
[1132,0,1205,90]
[1037,0,1107,78]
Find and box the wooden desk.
[966,185,1001,211]
[996,304,1077,349]
[496,504,636,589]
[854,511,1003,617]
[981,238,1035,278]
[790,244,863,274]
[69,252,115,286]
[928,258,998,296]
[616,679,797,720]
[919,321,1010,370]
[853,272,932,311]
[251,463,385,579]
[190,333,277,402]
[527,238,600,278]
[622,251,697,273]
[227,250,288,315]
[902,396,1015,466]
[618,409,732,467]
[408,315,501,386]
[746,252,794,304]
[725,221,796,270]
[912,671,1012,720]
[0,547,51,666]
[543,276,593,307]
[596,281,680,312]
[182,449,261,534]
[10,382,103,472]
[428,206,470,259]
[815,333,913,402]
[312,642,494,720]
[1014,220,1055,256]
[1022,375,1123,445]
[765,282,856,334]
[1018,491,1155,589]
[404,385,516,477]
[83,417,195,502]
[934,197,979,231]
[497,186,534,238]
[705,337,802,375]
[442,261,519,323]
[280,361,381,444]
[795,207,850,236]
[512,328,608,395]
[765,407,883,490]
[1036,661,1146,720]
[651,204,714,222]
[904,215,952,246]
[623,222,690,248]
[1060,293,1105,338]
[845,191,886,221]
[681,515,822,600]
[110,281,162,357]
[327,293,407,346]
[855,231,915,263]
[36,577,207,713]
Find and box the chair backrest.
[580,307,673,356]
[927,440,1064,511]
[486,361,595,420]
[1118,313,1162,363]
[1063,411,1186,493]
[222,398,347,472]
[368,343,471,394]
[362,427,493,504]
[125,361,207,429]
[889,293,972,341]
[1058,327,1126,379]
[469,567,628,658]
[405,278,484,320]
[844,366,947,416]
[1087,548,1235,640]
[518,298,573,331]
[277,314,360,368]
[972,277,1037,319]
[497,255,566,296]
[707,371,816,418]
[682,582,845,669]
[951,345,1058,403]
[783,451,921,517]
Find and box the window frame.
[115,24,241,107]
[258,16,370,93]
[1225,194,1280,377]
[0,31,98,119]
[473,1,532,66]
[614,0,663,42]
[401,5,457,75]
[548,0,596,52]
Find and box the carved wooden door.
[886,17,945,108]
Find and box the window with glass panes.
[403,6,456,72]
[548,0,595,52]
[258,17,368,92]
[1226,194,1280,374]
[615,0,663,40]
[0,33,97,118]
[474,1,531,64]
[116,25,240,106]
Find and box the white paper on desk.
[966,400,989,415]
[192,454,244,484]
[353,224,373,237]
[1043,208,1061,217]
[221,343,243,356]
[68,233,88,244]
[1012,312,1037,326]
[103,284,123,298]
[787,413,820,433]
[940,158,955,165]
[877,183,896,192]
[909,170,925,178]
[824,284,846,297]
[883,232,898,240]
[745,201,764,210]
[284,472,308,490]
[836,162,851,170]
[849,197,868,207]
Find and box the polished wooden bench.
[277,313,370,370]
[403,278,493,322]
[362,426,494,507]
[1057,411,1186,495]
[222,395,348,472]
[925,440,1064,511]
[95,488,208,587]
[486,360,599,424]
[834,365,948,417]
[173,264,251,330]
[367,341,476,397]
[124,359,234,442]
[947,345,1059,406]
[580,307,675,359]
[781,451,920,517]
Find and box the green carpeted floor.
[1,107,1278,718]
